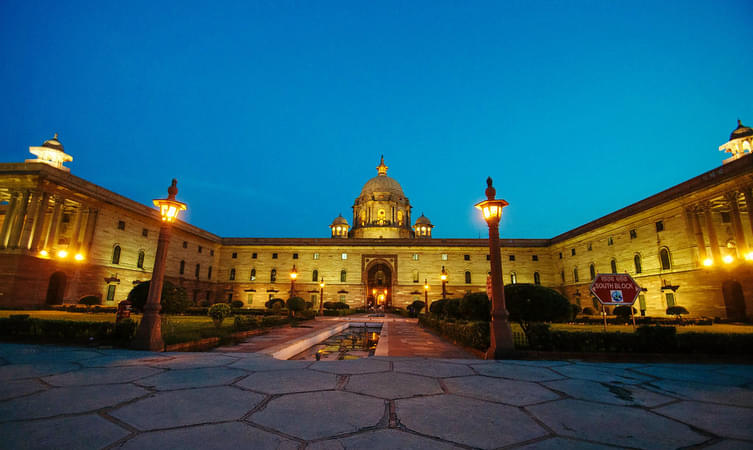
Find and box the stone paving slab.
[0,413,130,450]
[0,342,751,449]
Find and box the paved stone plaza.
[1,343,752,449]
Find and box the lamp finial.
[485,177,496,200]
[168,179,178,200]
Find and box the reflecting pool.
[292,324,382,360]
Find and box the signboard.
[486,275,493,300]
[589,273,641,306]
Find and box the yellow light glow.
[154,198,186,223]
[424,284,429,290]
[722,255,734,264]
[74,253,84,261]
[57,250,68,258]
[290,272,297,280]
[745,252,753,261]
[440,274,447,281]
[702,258,713,267]
[320,281,325,288]
[39,250,49,257]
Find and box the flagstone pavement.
[1,343,752,449]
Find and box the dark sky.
[1,1,751,239]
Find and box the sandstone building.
[1,122,752,319]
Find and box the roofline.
[221,237,552,248]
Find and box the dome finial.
[738,118,743,127]
[53,133,58,139]
[376,155,388,176]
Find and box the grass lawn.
[550,323,753,334]
[0,310,280,346]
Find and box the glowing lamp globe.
[153,179,186,223]
[440,267,448,282]
[424,280,429,290]
[474,177,508,226]
[319,279,325,288]
[290,265,298,280]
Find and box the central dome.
[360,175,405,198]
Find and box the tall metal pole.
[424,279,429,315]
[486,219,515,358]
[319,279,325,316]
[132,221,171,351]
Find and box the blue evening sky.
[1,1,751,239]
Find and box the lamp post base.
[486,313,515,360]
[132,307,164,352]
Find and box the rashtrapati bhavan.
[1,122,752,320]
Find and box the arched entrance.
[722,280,746,321]
[46,271,67,305]
[365,261,393,308]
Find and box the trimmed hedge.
[0,316,136,346]
[419,316,489,350]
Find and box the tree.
[504,284,571,342]
[459,293,491,322]
[127,281,190,314]
[667,305,689,321]
[208,303,232,328]
[407,300,425,317]
[78,295,100,311]
[286,297,306,318]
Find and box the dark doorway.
[366,262,392,308]
[722,280,746,321]
[46,271,67,305]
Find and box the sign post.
[589,273,642,333]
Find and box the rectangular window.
[229,268,236,280]
[412,253,419,261]
[232,252,237,259]
[117,221,125,230]
[106,285,116,301]
[655,221,664,232]
[227,293,233,302]
[608,237,614,246]
[629,229,637,239]
[208,266,212,279]
[293,253,298,259]
[532,255,538,261]
[665,292,676,308]
[311,294,318,304]
[247,293,254,305]
[272,253,278,259]
[210,249,214,256]
[571,248,576,256]
[464,254,470,261]
[441,254,448,261]
[509,255,515,261]
[559,252,563,259]
[341,253,348,260]
[313,253,319,260]
[339,295,346,302]
[195,264,200,278]
[587,243,592,251]
[182,241,188,248]
[252,253,257,259]
[486,255,490,261]
[720,212,731,223]
[142,228,148,237]
[198,246,203,253]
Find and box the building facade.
[1,122,752,319]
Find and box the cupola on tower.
[719,119,753,163]
[350,156,413,239]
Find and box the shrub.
[444,298,461,319]
[504,283,571,341]
[407,300,425,317]
[286,297,306,317]
[459,293,490,321]
[323,301,337,310]
[199,300,210,307]
[667,306,689,319]
[582,307,597,315]
[429,299,447,316]
[305,301,313,309]
[334,302,349,310]
[208,303,232,328]
[613,305,637,322]
[636,326,677,352]
[419,316,489,350]
[78,295,100,309]
[234,316,259,332]
[112,318,137,345]
[231,300,244,308]
[569,304,582,321]
[266,298,285,310]
[127,281,190,314]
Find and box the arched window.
[510,272,517,284]
[179,260,185,275]
[208,266,212,280]
[137,250,145,269]
[589,263,595,280]
[465,271,472,284]
[560,270,565,283]
[195,263,200,279]
[270,269,277,282]
[659,248,671,270]
[610,259,617,273]
[534,272,541,285]
[312,269,319,282]
[397,210,404,226]
[112,245,121,264]
[250,268,256,281]
[229,268,236,281]
[573,268,579,282]
[634,254,642,274]
[340,270,347,282]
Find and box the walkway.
[1,343,751,449]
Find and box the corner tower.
[351,156,413,239]
[719,119,752,163]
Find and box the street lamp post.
[132,179,186,351]
[289,265,297,298]
[424,279,430,315]
[475,177,515,358]
[319,278,325,316]
[440,266,448,299]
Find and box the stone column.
[703,202,721,262]
[744,186,753,246]
[44,197,64,250]
[8,190,31,249]
[73,207,89,253]
[29,192,50,251]
[69,205,83,251]
[725,191,748,255]
[690,206,707,262]
[82,207,98,254]
[0,192,20,248]
[19,192,41,249]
